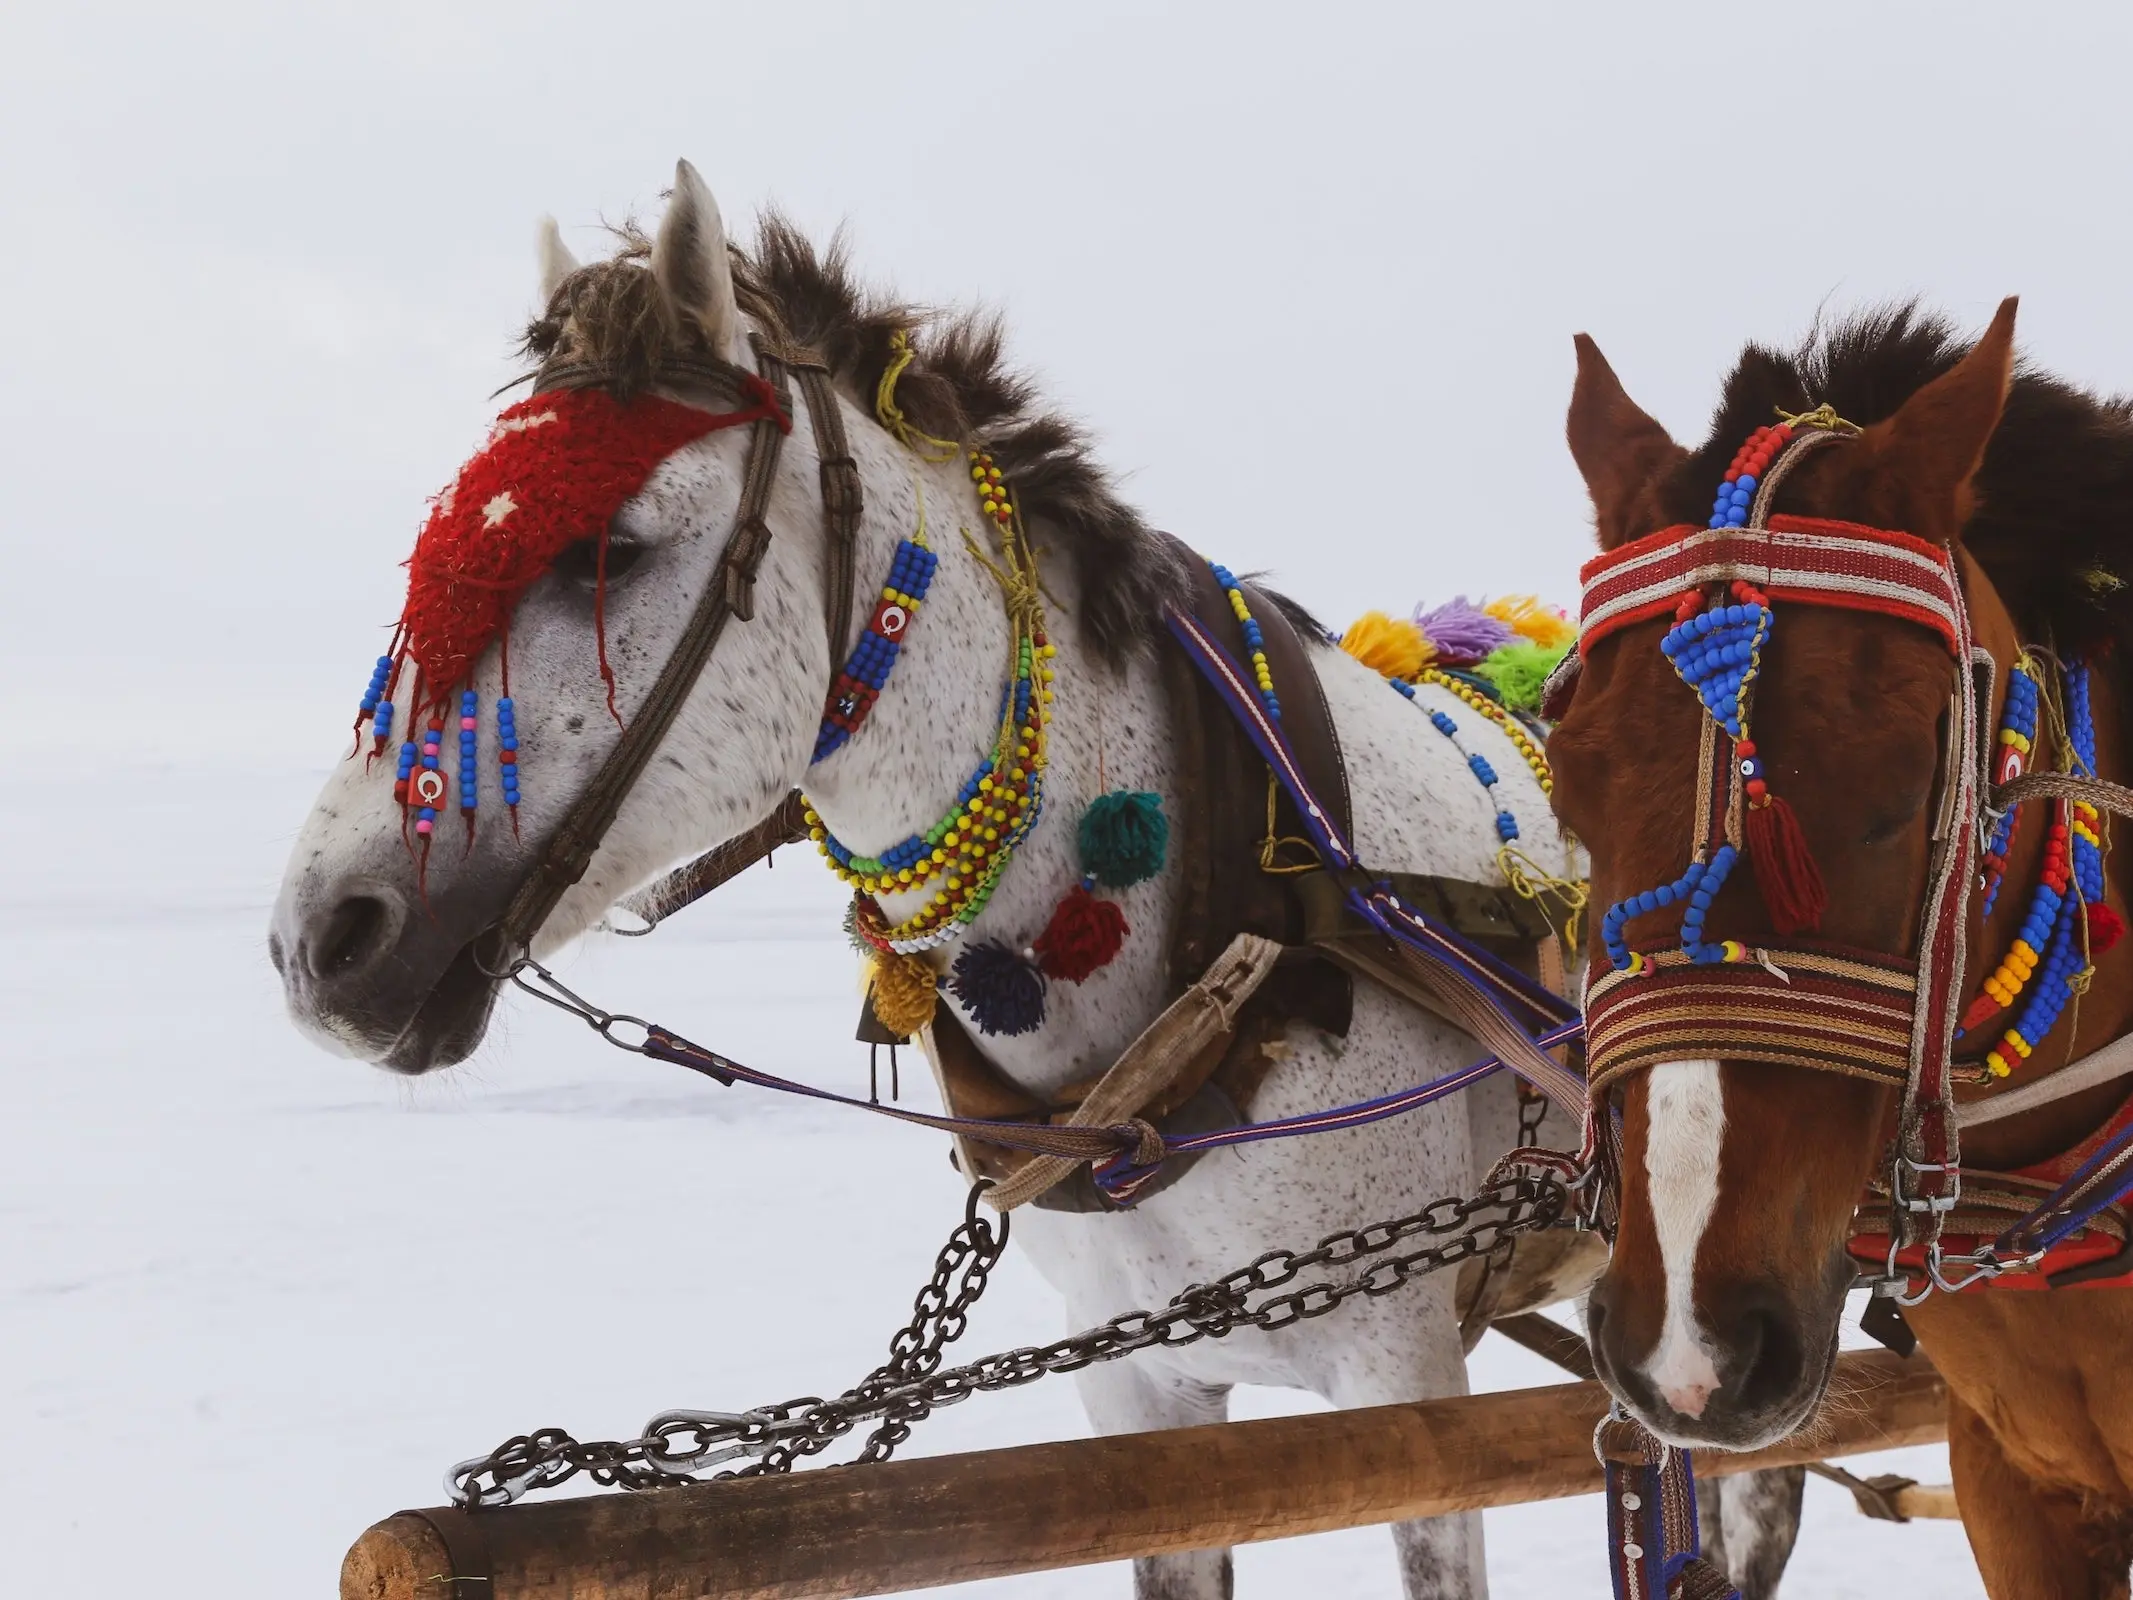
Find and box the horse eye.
[553,532,647,590]
[1862,793,1929,846]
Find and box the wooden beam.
[343,1350,1945,1600]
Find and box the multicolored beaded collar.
[807,441,1170,1040]
[1959,656,2123,1077]
[811,451,1052,954]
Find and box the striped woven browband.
[1578,516,1964,659]
[1584,945,1920,1095]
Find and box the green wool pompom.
[1077,790,1169,888]
[1475,639,1570,714]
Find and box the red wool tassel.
[1034,885,1128,982]
[1746,792,1827,936]
[2089,902,2126,955]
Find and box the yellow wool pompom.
[1339,611,1432,681]
[868,950,941,1038]
[1485,595,1577,651]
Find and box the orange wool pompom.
[1340,611,1432,681]
[1485,595,1577,652]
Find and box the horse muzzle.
[270,872,507,1073]
[1585,1258,1849,1450]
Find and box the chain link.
[447,1170,1567,1508]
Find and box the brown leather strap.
[581,354,866,943]
[497,347,797,949]
[614,790,811,932]
[1161,538,1354,1038]
[781,355,865,663]
[495,332,867,953]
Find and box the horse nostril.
[1729,1301,1806,1415]
[310,896,392,980]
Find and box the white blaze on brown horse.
[1553,297,2133,1597]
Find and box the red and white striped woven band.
[1578,516,1965,661]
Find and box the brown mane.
[1646,302,2133,649]
[519,214,1189,662]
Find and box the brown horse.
[1551,299,2133,1598]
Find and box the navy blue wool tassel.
[949,940,1048,1036]
[1077,791,1169,888]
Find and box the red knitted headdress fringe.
[398,388,742,719]
[356,379,787,891]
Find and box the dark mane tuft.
[521,214,1188,662]
[1657,301,2133,648]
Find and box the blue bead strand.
[458,689,479,816]
[497,697,521,815]
[1981,665,2042,916]
[814,535,940,764]
[1211,563,1282,722]
[357,655,395,746]
[1599,845,1745,971]
[1386,678,1522,843]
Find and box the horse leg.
[1072,1356,1235,1600]
[1315,1283,1489,1600]
[1948,1390,2130,1600]
[1697,1467,1804,1599]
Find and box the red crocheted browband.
[394,384,781,715]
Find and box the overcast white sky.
[7,1,2133,754]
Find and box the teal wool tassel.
[1077,791,1169,888]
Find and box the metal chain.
[447,1169,1568,1508]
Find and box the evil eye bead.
[1739,755,1760,780]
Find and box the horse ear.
[536,216,580,303]
[1856,296,2018,542]
[652,159,745,365]
[1567,335,1690,549]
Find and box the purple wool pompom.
[1413,597,1513,666]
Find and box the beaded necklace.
[810,450,1055,957]
[1963,658,2119,1077]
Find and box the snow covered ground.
[1,743,1985,1598]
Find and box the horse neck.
[795,418,1183,1101]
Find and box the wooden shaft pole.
[343,1350,1945,1600]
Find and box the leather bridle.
[490,334,863,955]
[1558,423,1985,1288]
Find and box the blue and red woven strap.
[1597,1413,1739,1600]
[1999,1112,2133,1260]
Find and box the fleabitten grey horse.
[270,159,1805,1597]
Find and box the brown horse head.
[1551,300,2022,1447]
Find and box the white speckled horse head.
[271,160,1801,1599]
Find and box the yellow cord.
[1258,769,1323,875]
[1498,844,1589,955]
[875,330,961,462]
[1773,401,1862,435]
